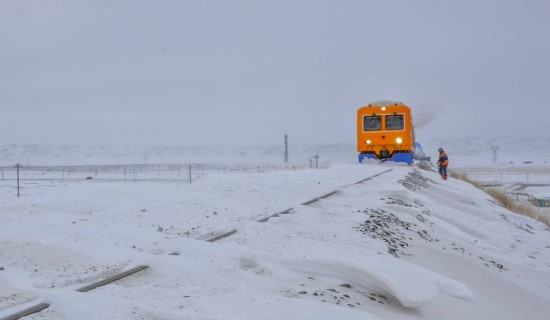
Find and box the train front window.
[386,115,404,130]
[363,116,381,131]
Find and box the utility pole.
[16,163,21,198]
[313,155,319,169]
[284,134,289,163]
[491,145,499,163]
[309,158,313,169]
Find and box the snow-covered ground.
[1,162,549,319]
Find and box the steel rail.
[257,208,294,223]
[205,229,238,242]
[1,303,50,320]
[75,265,149,292]
[350,168,393,185]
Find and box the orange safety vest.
[439,151,449,166]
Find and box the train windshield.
[363,116,381,131]
[386,115,404,130]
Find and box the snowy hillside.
[1,163,549,319]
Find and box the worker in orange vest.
[437,148,449,180]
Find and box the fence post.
[188,165,192,183]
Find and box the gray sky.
[1,0,549,146]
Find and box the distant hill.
[0,143,356,166]
[1,137,549,167]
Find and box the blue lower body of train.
[358,152,414,164]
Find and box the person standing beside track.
[437,148,449,180]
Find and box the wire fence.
[0,160,331,198]
[0,161,329,182]
[457,170,550,185]
[453,169,550,221]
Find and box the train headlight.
[381,107,386,111]
[396,137,403,144]
[366,139,372,144]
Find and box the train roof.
[367,100,405,107]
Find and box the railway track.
[257,168,393,223]
[1,168,393,320]
[0,229,234,320]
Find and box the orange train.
[357,101,415,164]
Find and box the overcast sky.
[1,0,549,147]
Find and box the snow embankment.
[1,163,550,319]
